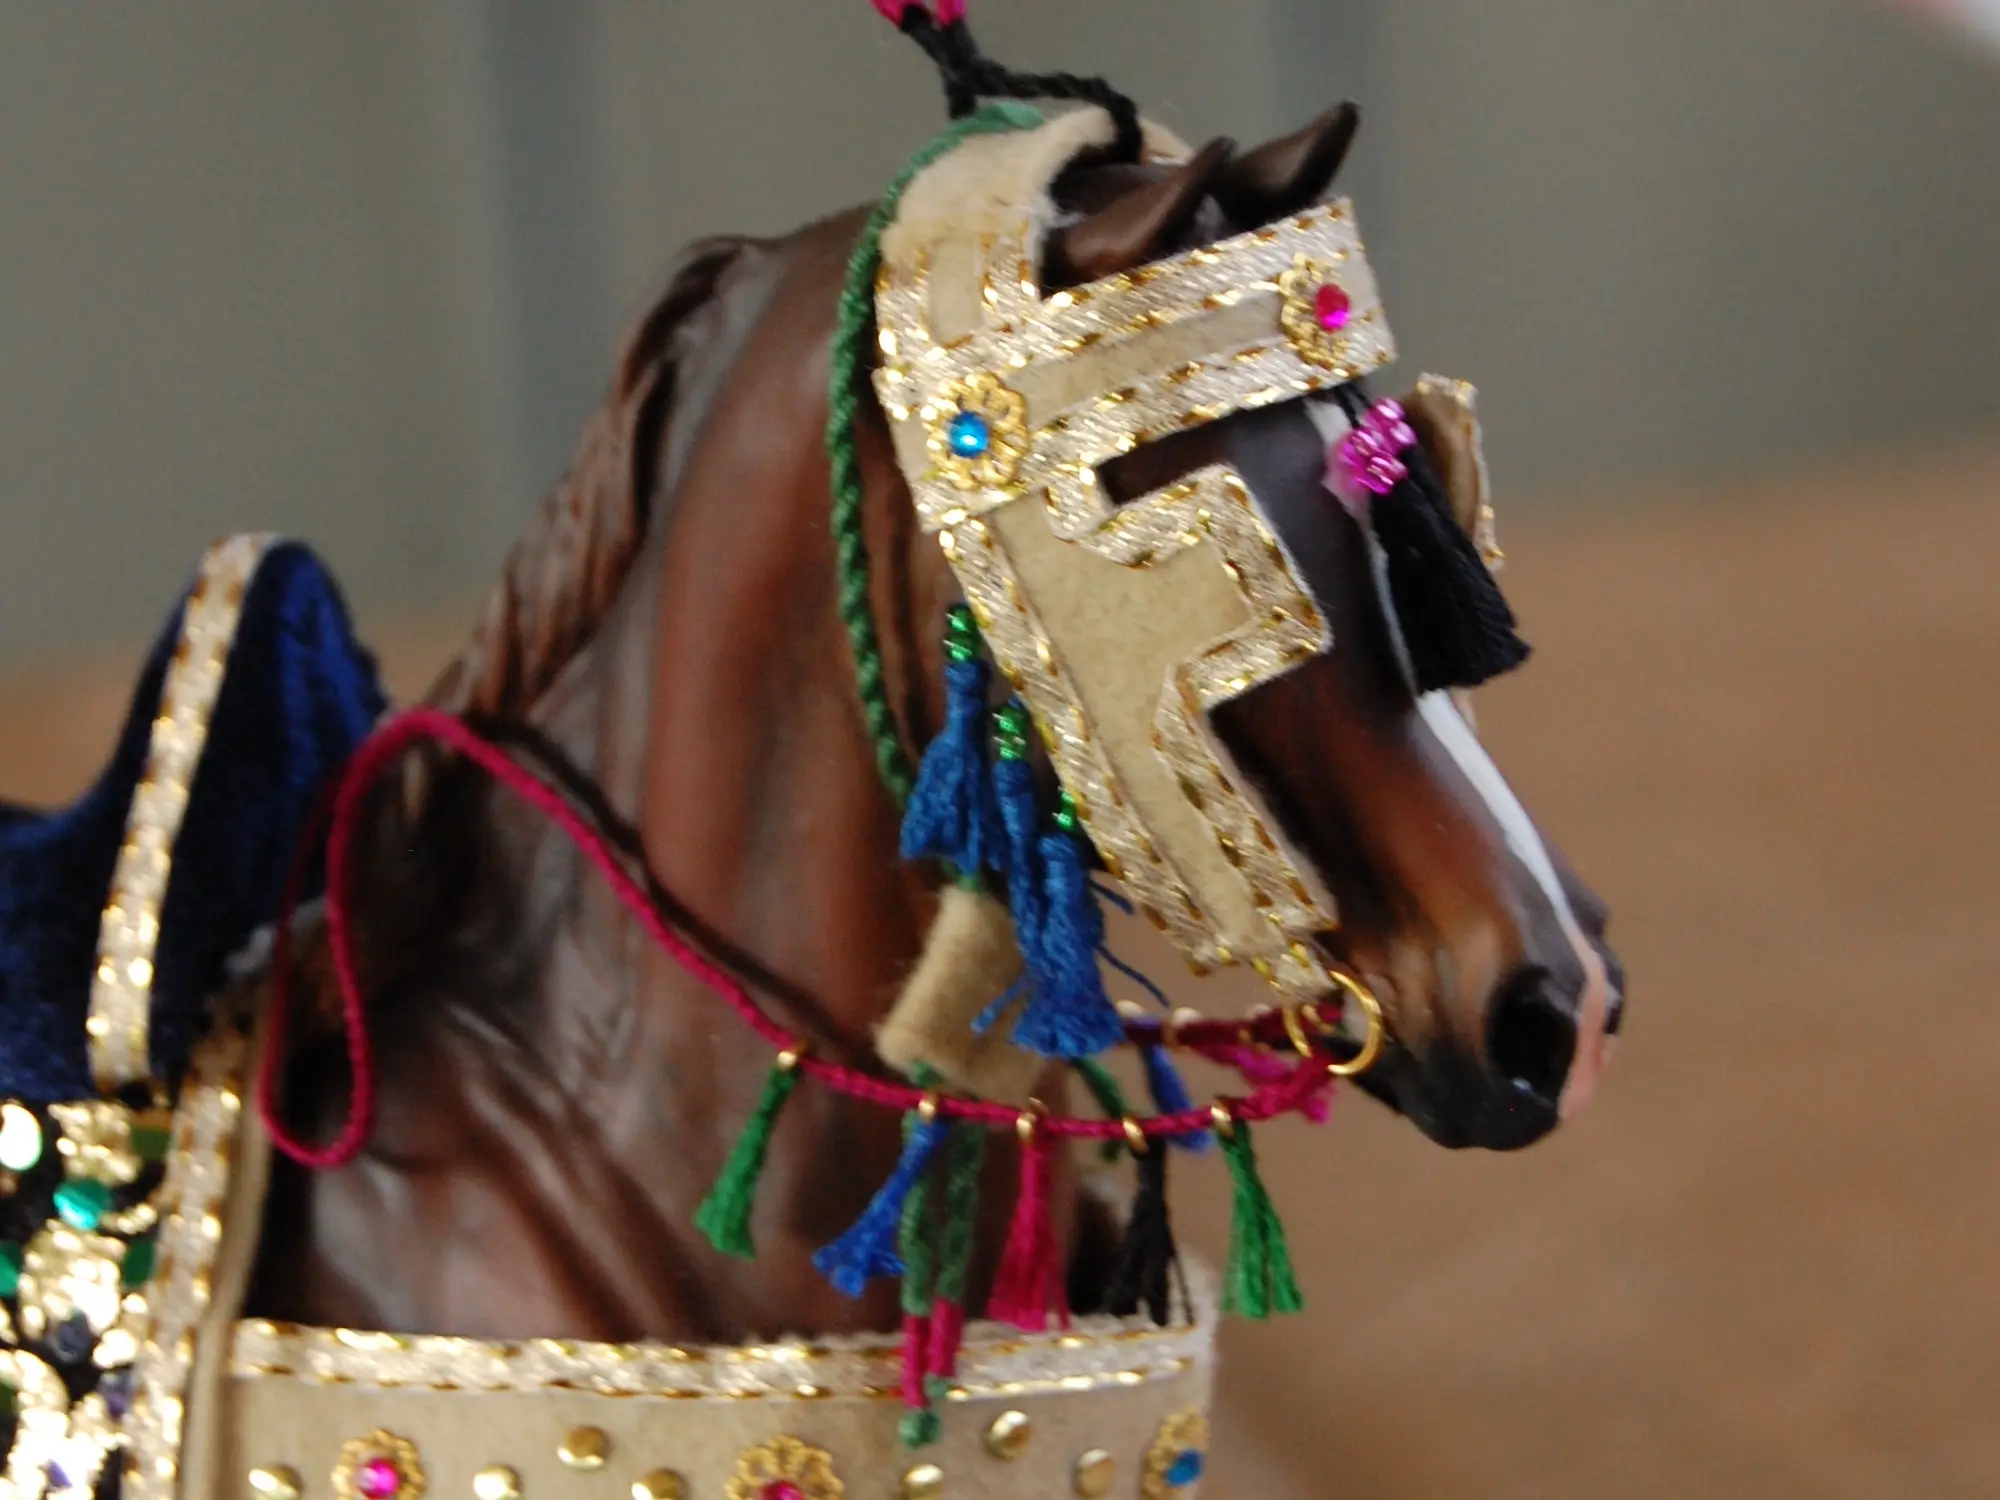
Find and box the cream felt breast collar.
[873,109,1398,998]
[146,1013,1221,1500]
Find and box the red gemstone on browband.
[760,1485,807,1500]
[1314,283,1352,332]
[356,1460,401,1499]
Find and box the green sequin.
[1054,792,1080,834]
[120,1236,157,1290]
[993,703,1030,761]
[54,1178,112,1232]
[132,1125,172,1163]
[0,1241,21,1298]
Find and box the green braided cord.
[1218,1121,1305,1319]
[1073,1057,1134,1163]
[693,1057,800,1259]
[934,1121,990,1306]
[897,1117,941,1320]
[825,101,1044,807]
[899,1063,946,1319]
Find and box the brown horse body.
[247,110,1620,1346]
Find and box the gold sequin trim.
[122,1015,252,1500]
[87,534,276,1091]
[726,1437,841,1500]
[227,1316,1205,1404]
[1141,1409,1209,1500]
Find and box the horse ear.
[1044,136,1235,286]
[1214,103,1361,227]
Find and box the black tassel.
[1105,1141,1178,1326]
[1337,385,1530,693]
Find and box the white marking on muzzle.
[1416,693,1613,1117]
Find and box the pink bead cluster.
[1332,398,1419,498]
[872,0,965,22]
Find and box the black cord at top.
[898,11,1143,163]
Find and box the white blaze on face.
[1416,692,1614,1117]
[1305,395,1613,1116]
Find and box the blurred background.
[1,3,1996,1496]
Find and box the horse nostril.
[1487,969,1578,1108]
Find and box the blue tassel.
[1012,819,1124,1058]
[900,609,1001,878]
[813,1111,951,1298]
[1143,1043,1214,1153]
[988,701,1123,1059]
[991,708,1045,933]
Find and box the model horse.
[0,43,1627,1494]
[242,101,1620,1352]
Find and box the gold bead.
[557,1428,610,1472]
[472,1468,520,1500]
[901,1463,945,1500]
[631,1472,685,1500]
[984,1410,1032,1461]
[1073,1451,1116,1498]
[249,1467,302,1500]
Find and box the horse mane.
[427,238,746,720]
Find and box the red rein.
[258,709,1336,1169]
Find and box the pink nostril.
[1487,970,1578,1108]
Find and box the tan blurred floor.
[4,450,1998,1497]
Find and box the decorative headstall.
[874,106,1395,1000]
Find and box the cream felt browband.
[873,108,1397,1000]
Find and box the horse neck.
[253,215,1012,1345]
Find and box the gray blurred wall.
[1,1,1994,660]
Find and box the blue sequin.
[1164,1451,1204,1488]
[946,410,992,458]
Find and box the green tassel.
[898,1116,941,1318]
[1218,1119,1304,1319]
[1072,1057,1132,1163]
[693,1055,801,1259]
[935,1122,988,1306]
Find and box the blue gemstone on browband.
[1164,1451,1205,1488]
[946,410,991,458]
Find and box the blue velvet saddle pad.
[0,543,385,1101]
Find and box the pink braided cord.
[258,709,1335,1168]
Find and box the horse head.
[866,104,1624,1150]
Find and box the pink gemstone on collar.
[357,1460,402,1499]
[761,1484,807,1500]
[1314,283,1352,332]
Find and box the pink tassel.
[927,1299,967,1379]
[901,1313,932,1409]
[1212,1043,1337,1125]
[987,1119,1067,1330]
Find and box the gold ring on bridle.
[1305,969,1387,1077]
